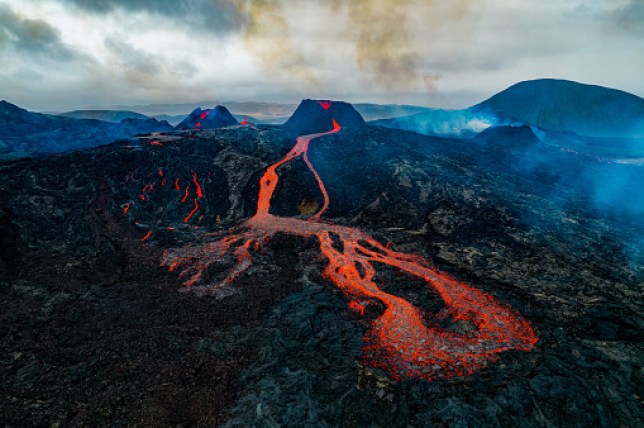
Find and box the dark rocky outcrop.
[472,125,541,147]
[175,105,239,130]
[283,99,366,135]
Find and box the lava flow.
[161,102,538,381]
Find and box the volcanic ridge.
[175,105,239,130]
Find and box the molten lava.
[183,198,199,223]
[181,186,190,203]
[192,172,204,198]
[318,100,332,110]
[161,102,538,381]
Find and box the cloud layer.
[0,0,642,110]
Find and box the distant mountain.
[283,99,365,135]
[105,101,297,121]
[371,79,644,156]
[473,79,644,139]
[0,100,172,160]
[152,114,188,126]
[175,105,239,130]
[59,110,149,123]
[100,101,430,123]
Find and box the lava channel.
[161,106,538,381]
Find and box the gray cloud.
[0,0,642,111]
[611,0,644,34]
[0,3,75,59]
[105,36,163,87]
[103,35,198,89]
[61,0,244,35]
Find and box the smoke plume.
[235,0,317,85]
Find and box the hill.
[282,99,365,135]
[473,79,644,138]
[0,101,172,160]
[174,105,239,130]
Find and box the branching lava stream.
[161,102,537,381]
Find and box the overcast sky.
[0,0,642,111]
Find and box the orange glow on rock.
[349,300,366,315]
[149,140,163,147]
[161,113,538,381]
[318,100,332,110]
[141,231,153,241]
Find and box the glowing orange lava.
[318,100,332,110]
[183,198,199,223]
[192,172,203,198]
[161,104,538,381]
[181,186,190,203]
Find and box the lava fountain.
[160,101,538,381]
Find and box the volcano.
[283,99,366,135]
[175,105,239,130]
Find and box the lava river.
[161,104,538,381]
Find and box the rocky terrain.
[0,103,642,426]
